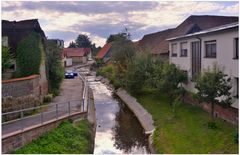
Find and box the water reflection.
[88,79,149,154]
[112,100,150,154]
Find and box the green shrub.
[51,89,60,97]
[43,94,53,103]
[15,120,93,154]
[2,46,12,72]
[207,121,218,129]
[233,132,238,144]
[16,32,43,77]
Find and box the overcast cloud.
[2,1,239,47]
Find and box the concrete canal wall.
[115,88,156,153]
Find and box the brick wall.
[184,93,238,125]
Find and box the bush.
[43,94,53,103]
[2,46,12,72]
[16,32,43,77]
[207,121,218,129]
[234,132,238,144]
[15,120,93,154]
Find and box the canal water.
[86,76,150,154]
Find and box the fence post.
[68,101,70,116]
[82,98,84,111]
[21,111,24,131]
[41,111,43,125]
[56,104,58,120]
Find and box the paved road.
[2,76,84,136]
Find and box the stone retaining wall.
[2,75,43,121]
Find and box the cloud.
[2,1,238,47]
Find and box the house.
[2,19,48,97]
[138,29,174,61]
[138,15,238,61]
[167,22,239,110]
[95,43,112,62]
[2,19,46,54]
[63,48,91,65]
[2,19,46,72]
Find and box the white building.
[168,22,239,109]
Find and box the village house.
[2,19,48,96]
[138,15,238,61]
[63,48,91,66]
[95,43,112,62]
[167,22,238,123]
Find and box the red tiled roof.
[96,43,111,59]
[63,48,91,57]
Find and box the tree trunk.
[211,101,215,121]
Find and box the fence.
[2,100,82,135]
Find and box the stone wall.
[2,75,40,98]
[184,93,238,125]
[2,75,42,120]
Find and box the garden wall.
[184,93,238,125]
[2,75,47,120]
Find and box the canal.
[86,75,150,154]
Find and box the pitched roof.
[168,15,238,38]
[138,29,174,55]
[63,48,90,57]
[2,19,46,54]
[167,22,239,41]
[138,15,238,55]
[95,43,112,59]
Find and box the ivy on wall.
[45,40,64,96]
[16,32,43,77]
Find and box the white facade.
[168,25,239,109]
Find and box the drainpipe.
[196,36,202,72]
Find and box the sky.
[2,1,239,47]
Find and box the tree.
[106,28,131,43]
[75,34,92,48]
[2,46,12,72]
[158,63,188,104]
[124,53,153,94]
[68,41,77,48]
[16,32,43,77]
[195,65,232,121]
[46,40,64,96]
[110,30,135,69]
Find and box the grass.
[134,89,238,154]
[15,120,94,154]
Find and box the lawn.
[135,89,238,154]
[15,120,94,154]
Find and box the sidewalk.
[2,77,84,136]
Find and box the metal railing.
[2,100,82,134]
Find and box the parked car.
[65,70,75,79]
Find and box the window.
[180,42,187,57]
[171,43,177,57]
[205,41,216,58]
[234,38,238,59]
[235,77,239,98]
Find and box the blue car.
[65,70,75,79]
